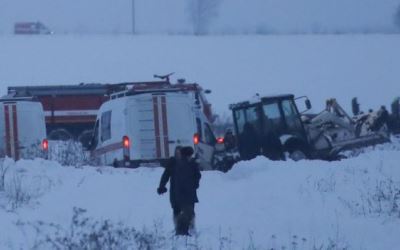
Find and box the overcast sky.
[0,0,399,34]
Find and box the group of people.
[157,146,201,236]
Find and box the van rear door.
[134,95,158,159]
[164,94,194,154]
[132,93,194,161]
[196,121,216,170]
[1,102,20,160]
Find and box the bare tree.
[187,0,222,35]
[395,4,400,30]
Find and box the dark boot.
[172,207,181,234]
[175,214,190,236]
[175,204,195,236]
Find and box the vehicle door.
[233,105,263,159]
[280,99,307,138]
[90,120,102,163]
[163,95,194,158]
[100,110,114,164]
[196,121,217,169]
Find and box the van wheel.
[288,150,307,161]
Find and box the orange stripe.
[161,96,170,157]
[12,105,19,160]
[153,96,161,158]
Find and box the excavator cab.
[230,94,310,161]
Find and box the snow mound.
[0,142,399,249]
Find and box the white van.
[91,91,220,169]
[0,100,48,160]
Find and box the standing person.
[157,146,201,236]
[224,128,237,151]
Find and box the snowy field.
[1,33,400,249]
[1,34,400,115]
[0,137,399,249]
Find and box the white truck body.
[0,100,48,160]
[91,91,218,169]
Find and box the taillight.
[193,133,200,145]
[122,136,131,162]
[123,136,130,148]
[217,137,224,144]
[42,139,49,151]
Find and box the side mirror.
[352,97,360,116]
[204,89,212,94]
[305,99,312,110]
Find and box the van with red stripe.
[0,100,48,160]
[91,90,219,169]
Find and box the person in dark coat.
[239,122,260,160]
[371,105,390,131]
[224,129,237,151]
[157,146,201,236]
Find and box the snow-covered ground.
[1,137,399,249]
[1,34,399,115]
[1,33,400,249]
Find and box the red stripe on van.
[161,96,170,157]
[152,96,161,158]
[12,105,19,160]
[4,105,11,157]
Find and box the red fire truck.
[6,78,215,147]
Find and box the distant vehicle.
[230,95,390,161]
[90,84,220,169]
[0,99,48,160]
[14,22,52,35]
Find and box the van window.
[100,111,112,142]
[245,106,262,134]
[262,103,283,132]
[204,123,216,145]
[196,118,203,141]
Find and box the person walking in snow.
[157,146,201,236]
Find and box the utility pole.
[132,0,136,34]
